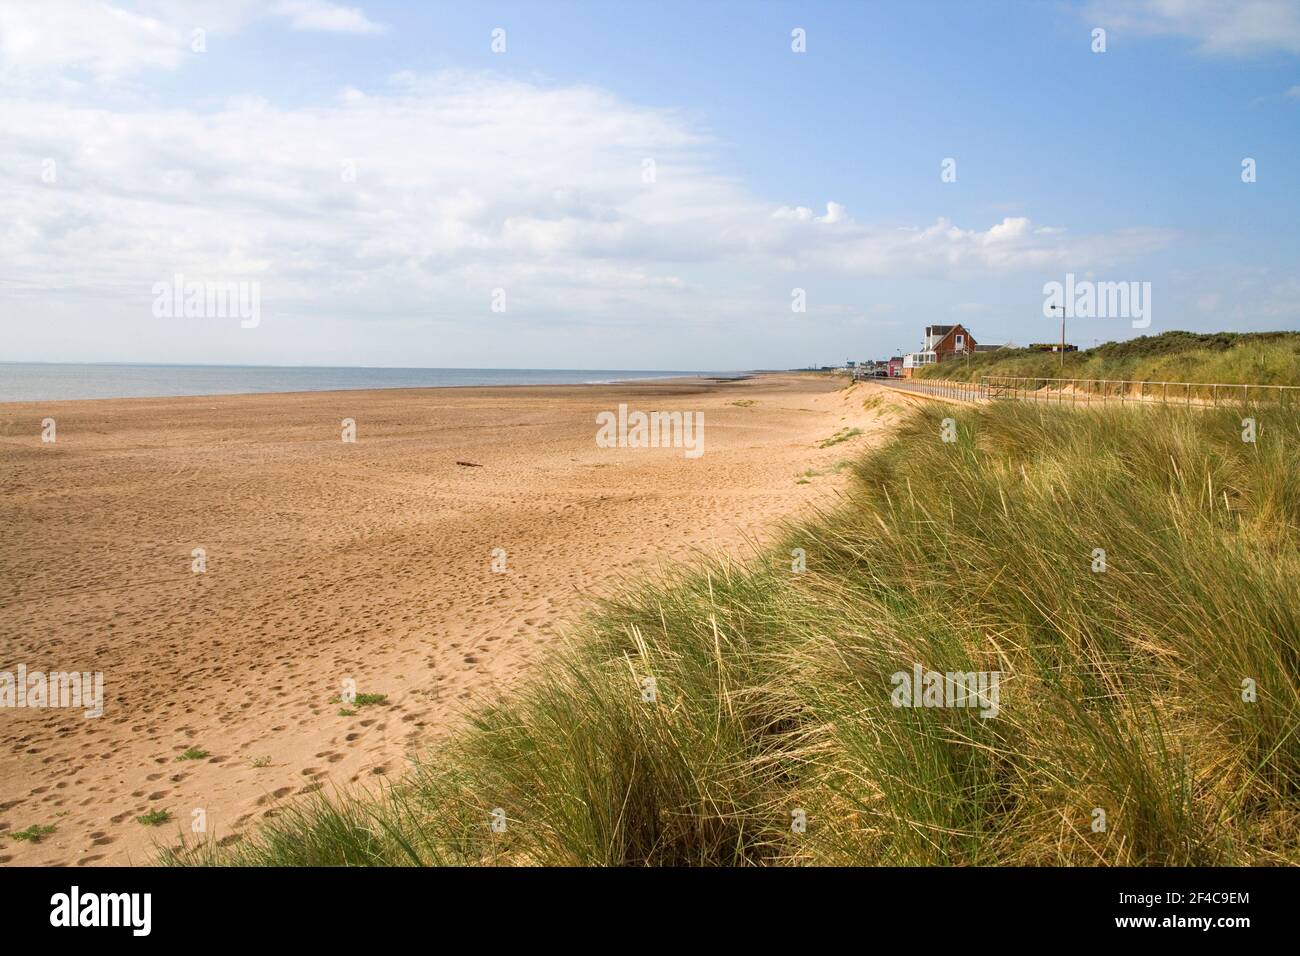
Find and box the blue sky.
[2,0,1298,368]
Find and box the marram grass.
[913,329,1300,388]
[169,400,1300,866]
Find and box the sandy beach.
[0,373,901,865]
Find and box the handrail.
[883,379,986,402]
[978,376,1297,408]
[881,375,1298,409]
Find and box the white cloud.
[271,0,386,35]
[0,0,386,82]
[0,1,185,81]
[1086,0,1300,57]
[0,63,1171,364]
[774,205,815,221]
[774,202,847,223]
[816,201,847,224]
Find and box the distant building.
[850,357,903,381]
[1027,343,1078,353]
[903,324,977,376]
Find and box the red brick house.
[929,324,977,360]
[903,324,977,376]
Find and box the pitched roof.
[932,323,975,352]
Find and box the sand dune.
[0,373,901,865]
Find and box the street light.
[1051,304,1065,372]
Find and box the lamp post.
[1051,304,1065,372]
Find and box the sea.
[0,363,748,403]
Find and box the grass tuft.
[819,427,864,448]
[9,824,56,843]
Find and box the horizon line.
[0,360,754,373]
